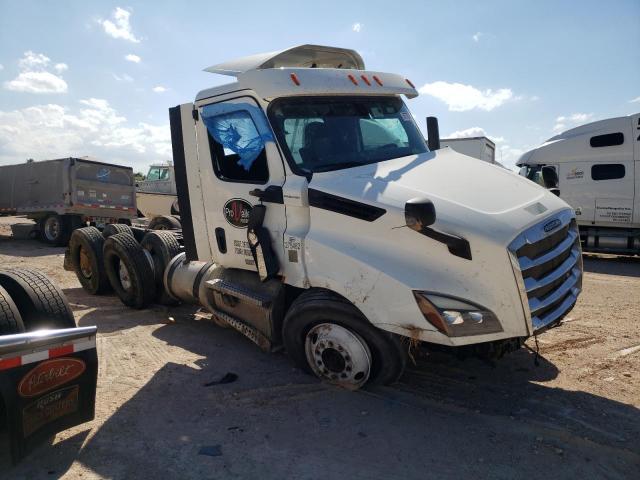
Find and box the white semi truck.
[517,113,640,255]
[68,45,583,389]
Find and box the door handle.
[249,185,283,204]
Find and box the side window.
[202,109,269,184]
[590,132,624,148]
[159,168,170,180]
[147,167,161,181]
[591,163,625,181]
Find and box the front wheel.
[282,289,407,389]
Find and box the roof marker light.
[290,73,300,86]
[372,75,383,86]
[347,74,359,85]
[360,75,371,86]
[405,78,416,89]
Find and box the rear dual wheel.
[39,214,81,246]
[283,289,407,389]
[103,233,156,309]
[69,227,111,294]
[0,268,76,331]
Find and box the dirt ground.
[0,217,638,479]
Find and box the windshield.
[269,96,428,173]
[519,165,545,187]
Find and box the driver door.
[194,96,286,271]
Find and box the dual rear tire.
[0,268,76,333]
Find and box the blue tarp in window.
[201,103,274,171]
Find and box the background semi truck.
[67,44,583,389]
[517,113,640,255]
[0,157,137,245]
[135,163,180,219]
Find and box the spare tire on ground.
[104,233,156,309]
[0,285,25,335]
[102,223,134,239]
[141,231,183,305]
[69,227,111,295]
[0,268,76,331]
[148,215,181,230]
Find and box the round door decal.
[224,198,252,228]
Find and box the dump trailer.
[0,268,97,464]
[0,157,137,245]
[517,113,640,255]
[68,44,583,389]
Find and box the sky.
[0,0,638,172]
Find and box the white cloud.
[19,51,51,70]
[553,112,594,132]
[100,7,140,43]
[113,73,134,82]
[498,145,527,170]
[54,63,68,72]
[125,54,141,63]
[152,86,167,93]
[472,32,483,42]
[4,71,68,94]
[352,22,362,33]
[446,126,505,143]
[0,100,171,168]
[630,96,640,103]
[419,81,513,111]
[4,52,68,94]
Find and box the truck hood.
[310,147,556,213]
[308,147,569,245]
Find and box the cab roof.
[196,44,418,102]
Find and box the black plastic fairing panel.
[169,106,198,261]
[307,188,386,222]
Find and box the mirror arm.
[419,227,472,260]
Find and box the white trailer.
[517,113,640,255]
[440,137,496,163]
[69,45,583,389]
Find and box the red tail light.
[360,75,371,86]
[348,74,358,85]
[372,75,383,86]
[405,78,415,89]
[290,73,300,86]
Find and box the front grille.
[509,209,583,332]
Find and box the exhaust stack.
[426,116,440,151]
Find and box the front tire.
[283,289,407,388]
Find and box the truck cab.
[517,113,640,254]
[167,45,583,388]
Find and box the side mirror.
[405,198,436,231]
[541,166,559,189]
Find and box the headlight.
[413,292,503,337]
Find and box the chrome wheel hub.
[118,261,132,291]
[305,323,371,388]
[44,216,60,240]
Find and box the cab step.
[205,278,271,307]
[210,307,271,352]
